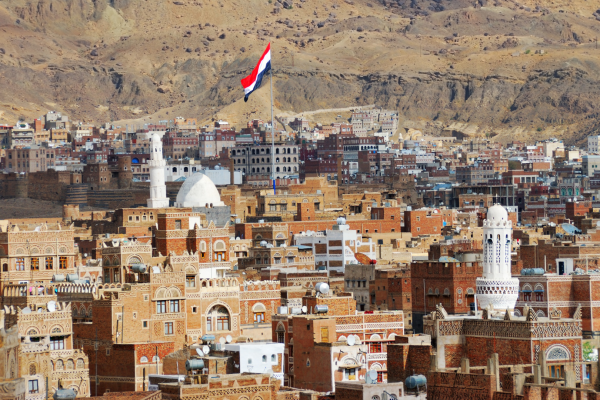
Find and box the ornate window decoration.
[547,346,570,361]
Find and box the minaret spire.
[476,204,519,311]
[147,133,170,208]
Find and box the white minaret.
[147,133,170,208]
[475,204,519,311]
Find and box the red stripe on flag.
[241,43,271,89]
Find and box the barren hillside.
[1,0,600,144]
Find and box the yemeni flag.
[240,43,272,102]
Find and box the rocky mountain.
[1,0,600,144]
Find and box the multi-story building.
[8,122,35,148]
[344,264,376,311]
[2,283,90,399]
[588,135,600,154]
[198,130,236,159]
[272,291,404,389]
[230,144,299,179]
[294,217,376,272]
[582,154,600,177]
[162,132,198,160]
[411,241,483,332]
[455,164,495,185]
[4,146,56,173]
[342,137,387,161]
[237,243,315,273]
[44,111,69,130]
[0,221,77,283]
[369,268,412,331]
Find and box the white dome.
[175,173,224,208]
[487,204,508,221]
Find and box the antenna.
[22,307,31,314]
[202,345,210,355]
[347,336,356,346]
[47,301,56,312]
[301,306,307,314]
[196,348,204,357]
[226,335,232,343]
[219,337,226,345]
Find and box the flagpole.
[270,67,276,195]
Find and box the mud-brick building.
[159,372,296,400]
[0,222,77,284]
[155,212,230,277]
[100,239,153,284]
[0,310,26,400]
[184,278,281,343]
[515,273,600,338]
[2,283,90,399]
[424,304,585,382]
[271,291,404,389]
[410,243,483,333]
[71,270,182,395]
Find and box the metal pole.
[95,328,98,397]
[270,68,275,194]
[46,376,48,400]
[121,305,124,343]
[156,346,159,374]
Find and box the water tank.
[52,274,65,282]
[53,387,77,400]
[277,306,288,314]
[66,274,78,282]
[314,305,329,313]
[131,264,147,274]
[520,268,545,276]
[405,374,427,389]
[201,334,216,342]
[315,282,330,295]
[185,359,205,371]
[336,217,346,225]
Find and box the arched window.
[172,167,177,172]
[140,356,148,363]
[253,303,266,323]
[276,148,280,154]
[207,306,230,331]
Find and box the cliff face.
[1,0,600,144]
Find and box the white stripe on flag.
[243,50,272,95]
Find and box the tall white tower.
[147,133,170,208]
[475,204,519,310]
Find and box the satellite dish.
[368,370,378,381]
[21,307,31,314]
[347,336,356,346]
[219,337,226,345]
[202,345,210,355]
[301,306,308,314]
[354,335,362,345]
[47,301,56,312]
[226,335,232,343]
[196,348,204,357]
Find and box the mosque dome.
[487,204,508,221]
[175,173,224,208]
